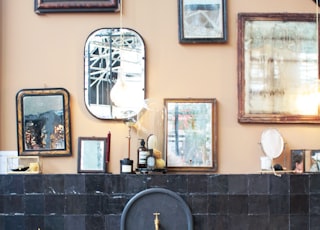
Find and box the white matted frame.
[78,137,107,173]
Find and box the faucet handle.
[153,212,160,230]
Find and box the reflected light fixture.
[111,0,140,173]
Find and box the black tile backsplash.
[0,174,319,229]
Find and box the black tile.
[270,174,289,195]
[208,194,228,214]
[247,215,269,230]
[104,174,124,194]
[310,174,320,193]
[146,174,169,189]
[2,175,24,194]
[25,215,44,230]
[44,215,64,230]
[207,214,228,229]
[290,215,309,230]
[105,214,121,230]
[85,174,105,194]
[310,214,320,230]
[188,175,208,194]
[25,194,44,215]
[228,195,248,214]
[4,195,24,214]
[269,215,289,230]
[248,174,269,194]
[269,195,289,215]
[86,194,103,214]
[65,195,87,214]
[192,214,207,230]
[310,194,320,215]
[228,214,250,230]
[64,215,85,230]
[165,175,188,193]
[290,195,309,214]
[248,195,269,215]
[64,174,85,194]
[102,194,128,214]
[4,215,25,230]
[86,215,105,230]
[208,174,228,194]
[24,174,44,194]
[290,174,309,194]
[44,175,64,194]
[0,195,3,213]
[123,174,147,194]
[228,175,248,195]
[0,175,5,194]
[45,194,65,214]
[190,194,208,214]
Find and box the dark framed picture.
[78,137,107,173]
[291,149,305,174]
[16,88,71,157]
[164,98,218,172]
[178,0,227,43]
[238,13,320,124]
[34,0,119,14]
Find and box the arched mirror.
[84,28,145,120]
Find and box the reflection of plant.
[171,103,212,165]
[24,110,65,150]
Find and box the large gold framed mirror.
[84,28,146,120]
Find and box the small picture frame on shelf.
[78,137,108,173]
[291,149,305,173]
[178,0,227,43]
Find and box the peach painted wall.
[1,0,319,174]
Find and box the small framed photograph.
[291,149,305,173]
[16,88,71,157]
[34,0,119,14]
[165,98,218,172]
[78,137,108,173]
[178,0,227,43]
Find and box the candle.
[107,131,111,163]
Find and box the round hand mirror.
[84,28,145,120]
[260,128,284,159]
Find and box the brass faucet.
[153,212,160,230]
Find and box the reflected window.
[84,28,145,119]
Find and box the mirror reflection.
[84,28,145,119]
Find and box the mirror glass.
[164,98,218,172]
[84,28,145,120]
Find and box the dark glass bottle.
[137,139,148,168]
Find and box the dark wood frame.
[238,13,320,124]
[178,0,227,43]
[78,137,107,173]
[16,88,71,156]
[34,0,119,14]
[164,98,218,172]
